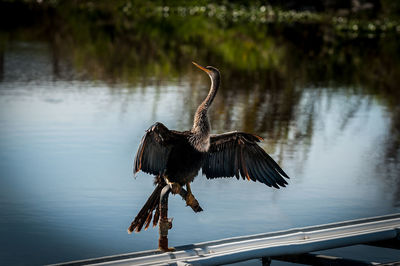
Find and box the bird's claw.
[186,193,203,212]
[159,246,175,252]
[170,183,181,194]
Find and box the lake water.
[1,9,400,265]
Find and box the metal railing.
[53,213,400,266]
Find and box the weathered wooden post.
[158,185,173,251]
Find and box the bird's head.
[192,62,220,80]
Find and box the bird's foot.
[159,246,175,252]
[170,182,181,194]
[186,193,203,213]
[158,235,175,252]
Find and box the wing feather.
[227,142,235,177]
[255,146,287,188]
[251,147,281,188]
[202,132,290,188]
[234,144,241,180]
[133,122,179,176]
[244,149,258,182]
[239,145,248,181]
[248,146,273,187]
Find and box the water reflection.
[0,5,400,265]
[30,8,400,171]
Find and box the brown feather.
[144,211,153,230]
[153,206,160,227]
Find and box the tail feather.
[144,209,153,230]
[153,206,160,227]
[128,183,163,233]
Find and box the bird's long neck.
[190,73,220,152]
[199,74,220,111]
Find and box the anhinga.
[128,62,289,234]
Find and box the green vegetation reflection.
[1,0,399,182]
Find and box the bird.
[128,62,289,234]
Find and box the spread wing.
[134,122,179,176]
[202,132,289,188]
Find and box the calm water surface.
[0,41,399,265]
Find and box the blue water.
[0,42,399,265]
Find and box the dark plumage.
[128,62,290,234]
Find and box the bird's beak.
[192,61,212,75]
